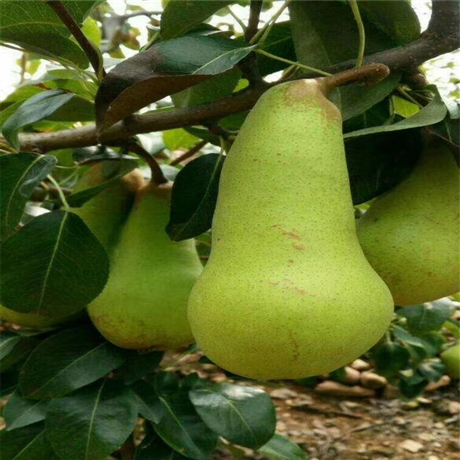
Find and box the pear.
[71,162,144,252]
[441,342,460,379]
[88,181,203,350]
[0,163,143,329]
[357,138,460,306]
[187,78,394,380]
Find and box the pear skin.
[71,162,144,252]
[441,342,460,379]
[88,181,203,350]
[187,78,394,380]
[357,139,460,306]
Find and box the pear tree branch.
[9,0,460,154]
[44,0,105,78]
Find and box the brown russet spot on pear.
[88,181,203,350]
[357,137,460,306]
[187,76,394,380]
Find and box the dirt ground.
[168,352,460,460]
[210,378,460,460]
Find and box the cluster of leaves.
[0,322,307,460]
[371,298,459,399]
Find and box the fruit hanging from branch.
[357,136,460,307]
[88,178,203,350]
[187,65,395,380]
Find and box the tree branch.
[170,140,208,166]
[245,0,263,43]
[17,86,267,153]
[122,141,167,185]
[44,0,105,78]
[238,0,264,85]
[9,0,460,154]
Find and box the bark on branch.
[10,0,460,154]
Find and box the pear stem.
[348,0,366,67]
[170,140,207,166]
[321,64,390,94]
[126,142,168,185]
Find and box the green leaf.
[392,96,420,118]
[65,159,139,207]
[372,341,411,379]
[359,0,420,45]
[48,96,95,122]
[346,128,422,204]
[189,382,276,449]
[0,332,21,360]
[427,115,460,151]
[0,336,42,373]
[417,359,445,383]
[46,380,138,460]
[167,154,225,241]
[1,371,19,397]
[393,326,437,364]
[344,88,448,138]
[2,90,74,149]
[116,351,163,385]
[256,22,296,76]
[0,211,109,315]
[3,391,50,431]
[0,422,56,460]
[288,0,416,117]
[131,380,162,423]
[0,152,57,240]
[398,373,428,399]
[339,72,401,121]
[95,36,255,131]
[19,326,127,399]
[397,299,456,334]
[154,371,181,394]
[161,0,233,40]
[393,326,429,349]
[0,1,100,68]
[154,383,219,459]
[258,433,307,460]
[289,0,398,68]
[135,426,188,460]
[163,129,201,151]
[172,68,241,109]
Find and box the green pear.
[441,342,460,379]
[357,139,460,306]
[71,162,144,252]
[0,163,143,329]
[187,78,394,380]
[88,181,203,350]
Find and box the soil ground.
[174,354,460,460]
